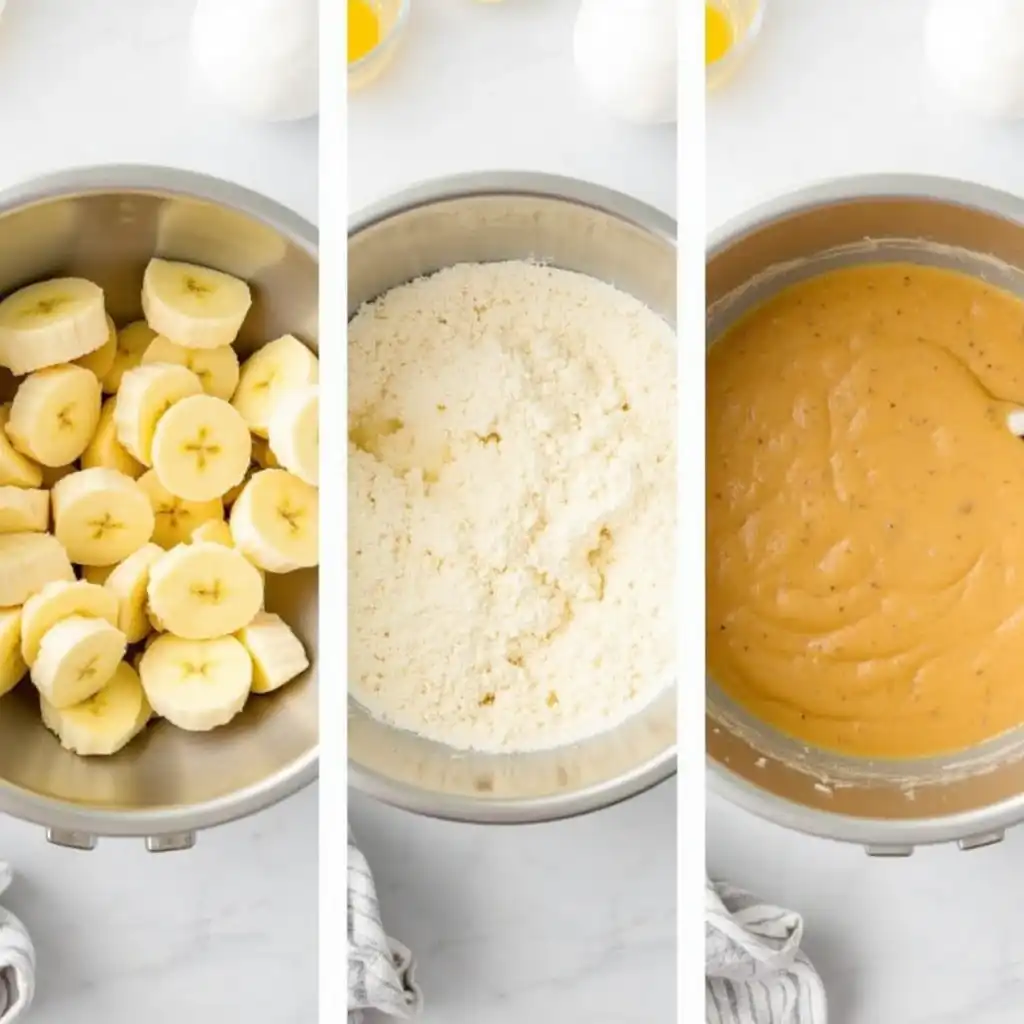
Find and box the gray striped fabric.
[706,880,827,1024]
[0,863,34,1023]
[348,831,422,1022]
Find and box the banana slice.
[74,314,117,380]
[0,486,48,533]
[141,335,240,401]
[268,385,318,486]
[103,542,164,644]
[147,541,263,639]
[142,259,252,350]
[230,468,318,572]
[232,334,318,437]
[150,393,251,502]
[7,364,102,467]
[81,564,114,585]
[0,277,108,376]
[137,470,224,548]
[0,608,27,698]
[0,405,42,488]
[191,519,234,546]
[21,579,120,665]
[81,397,145,480]
[236,611,309,694]
[31,614,126,708]
[139,634,251,731]
[114,363,203,466]
[101,320,156,394]
[0,532,74,606]
[52,468,155,566]
[40,660,151,756]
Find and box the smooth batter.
[707,263,1024,758]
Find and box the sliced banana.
[139,634,251,731]
[101,320,156,394]
[0,486,48,533]
[103,542,164,644]
[0,608,27,698]
[7,364,102,467]
[0,405,42,488]
[142,259,252,350]
[150,393,251,502]
[74,314,117,380]
[191,519,234,546]
[114,363,203,466]
[137,470,224,548]
[141,335,240,401]
[0,277,108,376]
[236,611,309,694]
[0,532,74,606]
[52,468,155,566]
[147,541,263,639]
[230,468,318,572]
[31,614,126,709]
[21,579,120,665]
[81,396,145,479]
[40,660,151,756]
[268,385,317,486]
[232,334,318,437]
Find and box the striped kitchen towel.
[348,830,422,1022]
[0,863,34,1024]
[706,880,827,1024]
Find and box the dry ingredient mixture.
[349,261,675,752]
[708,262,1024,759]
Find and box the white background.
[349,1,677,1022]
[0,2,318,1023]
[708,2,1024,1022]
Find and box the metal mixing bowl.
[0,166,318,851]
[348,172,677,824]
[708,174,1024,854]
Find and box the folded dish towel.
[706,879,827,1024]
[0,864,34,1024]
[348,831,422,1022]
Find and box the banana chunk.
[103,542,164,643]
[52,468,155,566]
[137,470,224,548]
[41,661,151,756]
[81,397,145,479]
[31,614,127,709]
[147,541,263,639]
[0,486,48,533]
[191,519,234,546]
[0,608,27,699]
[232,334,318,437]
[74,314,118,380]
[236,611,309,694]
[142,259,252,350]
[21,579,120,665]
[230,468,318,572]
[7,364,102,467]
[268,385,318,486]
[0,277,109,376]
[0,532,74,606]
[139,634,251,731]
[141,335,240,401]
[151,393,251,502]
[102,320,156,394]
[114,363,203,466]
[0,406,42,488]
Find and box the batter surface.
[707,263,1024,758]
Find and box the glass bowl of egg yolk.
[349,0,410,91]
[706,0,765,91]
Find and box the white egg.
[190,0,318,123]
[573,0,677,126]
[925,0,1024,119]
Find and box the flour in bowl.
[348,261,675,752]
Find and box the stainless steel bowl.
[708,174,1024,854]
[0,166,318,851]
[348,172,677,824]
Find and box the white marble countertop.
[0,2,317,1022]
[349,2,676,1021]
[709,2,1024,1021]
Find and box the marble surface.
[0,2,317,1022]
[708,2,1024,1021]
[349,2,677,1021]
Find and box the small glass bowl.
[348,0,411,92]
[706,0,766,92]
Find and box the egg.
[573,0,677,126]
[925,0,1024,119]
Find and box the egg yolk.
[706,3,734,65]
[349,0,380,64]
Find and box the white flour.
[348,261,675,752]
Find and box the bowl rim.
[0,163,319,841]
[348,170,677,824]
